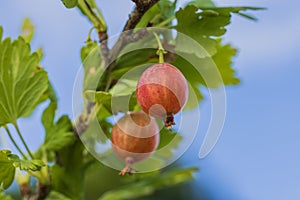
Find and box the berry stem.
[165,114,175,129]
[4,125,28,160]
[119,157,138,176]
[153,32,167,64]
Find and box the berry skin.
[136,63,188,128]
[111,111,160,176]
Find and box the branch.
[106,0,158,68]
[98,0,159,90]
[74,0,158,134]
[98,30,110,66]
[20,183,31,200]
[123,0,159,31]
[109,0,159,61]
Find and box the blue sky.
[0,0,300,199]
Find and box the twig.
[98,30,110,66]
[123,0,159,31]
[109,0,159,61]
[20,183,31,200]
[75,0,158,133]
[103,0,159,78]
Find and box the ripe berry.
[111,111,160,175]
[136,63,188,128]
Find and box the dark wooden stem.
[20,183,31,200]
[123,0,159,31]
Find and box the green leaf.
[38,84,71,153]
[170,40,239,109]
[0,150,15,190]
[175,6,264,57]
[202,6,265,21]
[7,154,45,171]
[0,192,13,200]
[46,191,72,200]
[51,141,84,200]
[42,102,57,133]
[174,41,238,84]
[0,36,48,126]
[157,128,179,148]
[188,0,216,7]
[136,0,176,29]
[21,18,34,43]
[40,79,72,151]
[43,115,75,151]
[0,26,3,41]
[158,0,177,19]
[85,89,138,114]
[136,4,160,29]
[80,41,103,90]
[45,80,58,103]
[77,0,104,30]
[175,5,226,56]
[85,90,111,105]
[155,128,182,158]
[99,167,198,200]
[61,0,78,8]
[213,40,239,85]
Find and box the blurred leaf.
[155,128,182,158]
[136,4,160,29]
[7,154,45,171]
[21,18,34,43]
[36,47,44,60]
[0,35,48,126]
[158,0,177,19]
[61,0,78,8]
[43,115,75,151]
[109,79,136,96]
[188,0,216,7]
[99,167,198,200]
[175,5,226,56]
[96,105,112,121]
[42,102,57,133]
[85,90,137,114]
[136,0,176,29]
[204,6,265,21]
[213,40,239,85]
[174,40,239,86]
[175,6,264,57]
[0,150,15,190]
[85,90,111,105]
[114,49,156,72]
[171,39,239,110]
[184,83,203,110]
[0,192,13,200]
[41,78,73,151]
[77,0,103,30]
[81,41,103,90]
[81,41,99,61]
[46,191,72,200]
[0,26,3,40]
[52,141,84,200]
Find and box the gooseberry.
[136,63,188,128]
[111,111,160,175]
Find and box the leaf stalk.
[13,122,34,160]
[4,126,28,160]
